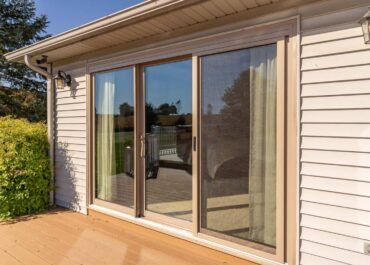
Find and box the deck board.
[0,208,257,265]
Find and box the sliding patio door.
[199,43,284,255]
[141,58,193,226]
[92,39,285,261]
[94,67,135,212]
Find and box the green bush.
[0,117,51,219]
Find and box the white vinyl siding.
[300,4,370,264]
[54,65,87,214]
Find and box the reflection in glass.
[200,44,277,250]
[144,59,192,222]
[95,68,134,208]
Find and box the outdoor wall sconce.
[54,70,71,89]
[359,7,370,44]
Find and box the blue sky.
[35,0,144,35]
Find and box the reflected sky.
[145,59,192,115]
[95,59,192,115]
[95,67,134,115]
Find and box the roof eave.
[4,0,204,63]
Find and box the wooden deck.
[0,208,257,265]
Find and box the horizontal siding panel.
[55,170,86,181]
[302,79,370,97]
[54,188,87,200]
[56,117,86,124]
[55,82,85,93]
[55,164,87,176]
[55,195,87,206]
[301,214,370,241]
[55,149,86,159]
[301,162,370,182]
[55,198,87,214]
[55,180,87,192]
[56,130,86,138]
[56,102,86,111]
[56,144,86,152]
[302,110,370,123]
[301,149,370,168]
[300,253,347,265]
[56,96,86,105]
[55,156,86,166]
[301,201,370,226]
[302,50,370,70]
[301,227,367,254]
[302,65,370,84]
[302,94,370,110]
[301,189,370,211]
[301,175,370,197]
[56,88,86,99]
[301,137,370,152]
[56,137,86,145]
[56,123,86,131]
[55,66,85,76]
[301,241,370,265]
[72,75,86,83]
[56,110,86,118]
[301,124,370,138]
[301,25,362,45]
[301,36,368,58]
[55,162,86,174]
[301,5,366,33]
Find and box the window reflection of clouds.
[95,67,134,115]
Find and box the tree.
[157,102,178,115]
[119,102,134,117]
[220,69,251,137]
[0,0,50,121]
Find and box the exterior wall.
[299,4,370,265]
[54,63,87,214]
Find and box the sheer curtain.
[248,44,277,246]
[96,73,116,201]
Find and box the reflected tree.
[220,70,250,137]
[119,102,134,116]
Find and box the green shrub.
[0,117,51,219]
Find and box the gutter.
[24,54,55,206]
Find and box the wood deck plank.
[0,249,23,265]
[0,208,257,265]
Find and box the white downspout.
[24,54,54,205]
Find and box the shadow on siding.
[55,142,81,212]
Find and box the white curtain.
[96,73,116,201]
[248,45,277,246]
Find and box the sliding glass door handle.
[140,135,145,158]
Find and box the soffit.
[5,0,282,64]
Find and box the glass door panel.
[95,67,135,209]
[144,59,193,223]
[200,44,277,251]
